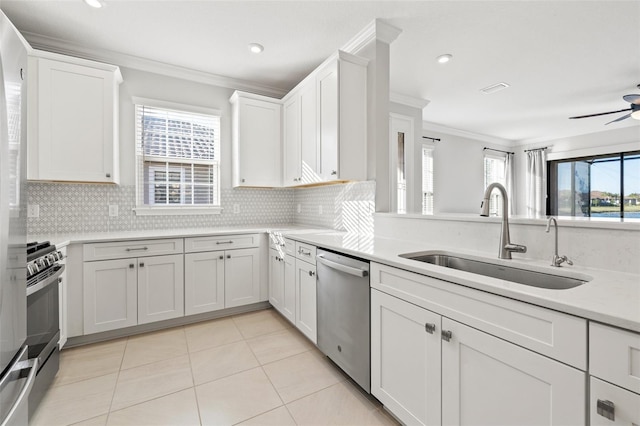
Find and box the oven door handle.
[0,347,38,426]
[316,255,368,278]
[26,264,65,297]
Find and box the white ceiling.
[2,0,639,144]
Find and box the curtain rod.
[483,147,514,155]
[422,136,441,142]
[523,146,549,153]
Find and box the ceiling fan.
[569,86,640,125]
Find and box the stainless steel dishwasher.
[316,249,370,393]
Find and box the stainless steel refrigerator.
[0,10,36,426]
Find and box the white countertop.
[284,231,640,334]
[36,226,640,334]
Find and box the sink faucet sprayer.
[545,217,573,267]
[480,182,527,259]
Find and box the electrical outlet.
[318,205,323,215]
[27,204,39,218]
[109,205,119,217]
[297,204,301,213]
[233,204,240,214]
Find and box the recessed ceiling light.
[480,82,510,94]
[83,0,104,8]
[436,54,452,64]
[248,43,264,54]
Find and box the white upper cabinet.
[281,51,368,187]
[230,91,282,187]
[27,51,122,183]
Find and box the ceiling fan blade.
[569,108,632,119]
[605,113,632,125]
[623,94,640,105]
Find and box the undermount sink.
[399,251,591,290]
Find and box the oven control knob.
[27,264,35,276]
[56,251,64,261]
[30,262,39,273]
[37,259,47,269]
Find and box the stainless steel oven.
[26,241,64,418]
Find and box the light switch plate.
[108,205,119,217]
[27,204,39,218]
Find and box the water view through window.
[551,151,640,218]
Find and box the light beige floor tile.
[190,340,259,385]
[195,367,283,426]
[262,351,344,403]
[54,339,127,387]
[246,328,314,365]
[111,354,193,411]
[121,327,188,370]
[184,317,244,353]
[286,381,398,426]
[237,406,296,426]
[106,388,200,426]
[71,414,109,426]
[30,373,117,426]
[232,309,291,339]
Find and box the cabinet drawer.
[371,263,587,370]
[284,239,296,257]
[590,322,640,394]
[590,377,640,425]
[295,242,316,263]
[83,239,183,261]
[185,234,259,253]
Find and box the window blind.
[484,154,507,215]
[422,146,434,215]
[135,104,220,207]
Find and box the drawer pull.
[596,399,615,421]
[216,241,233,245]
[129,264,134,269]
[425,323,436,334]
[441,330,453,342]
[219,255,224,260]
[139,262,145,267]
[298,248,311,257]
[126,247,148,252]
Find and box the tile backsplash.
[26,180,376,236]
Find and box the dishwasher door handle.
[316,255,368,278]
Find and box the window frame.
[483,152,507,216]
[421,144,434,215]
[132,97,222,216]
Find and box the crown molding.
[390,92,430,110]
[422,121,513,146]
[22,31,288,98]
[341,18,402,54]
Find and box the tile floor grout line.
[103,335,129,425]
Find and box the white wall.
[118,67,235,187]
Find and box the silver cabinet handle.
[219,255,224,260]
[331,170,337,175]
[106,173,111,178]
[596,399,615,421]
[139,262,145,267]
[316,255,368,278]
[298,248,311,256]
[425,323,436,334]
[126,247,148,252]
[129,263,134,269]
[216,241,233,245]
[441,330,453,342]
[308,270,315,277]
[227,255,231,259]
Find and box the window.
[134,98,221,213]
[422,145,434,215]
[484,153,507,216]
[548,151,640,218]
[396,131,406,214]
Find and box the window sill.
[133,206,223,216]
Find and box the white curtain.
[526,149,547,217]
[504,153,516,215]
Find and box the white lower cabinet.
[224,248,261,308]
[590,377,640,425]
[185,251,225,315]
[294,242,317,343]
[371,263,587,426]
[282,253,296,323]
[268,248,284,311]
[137,254,184,324]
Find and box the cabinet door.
[283,95,301,186]
[316,60,339,181]
[371,289,441,426]
[225,248,260,308]
[83,258,137,334]
[282,254,296,324]
[299,80,320,184]
[590,377,640,426]
[268,249,284,311]
[58,246,68,348]
[235,96,281,187]
[441,318,586,426]
[295,259,317,343]
[185,251,225,315]
[137,254,184,324]
[33,58,118,183]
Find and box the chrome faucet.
[545,217,573,267]
[480,182,527,259]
